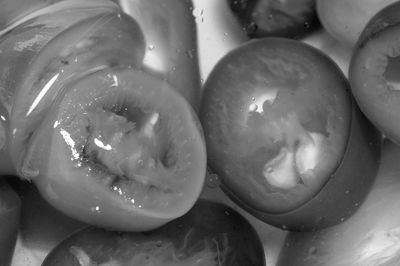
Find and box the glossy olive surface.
[7,179,86,255]
[116,0,202,110]
[350,1,400,145]
[0,1,207,232]
[42,199,265,266]
[0,178,21,266]
[277,140,400,265]
[30,69,206,231]
[200,37,381,230]
[316,0,398,47]
[228,0,319,39]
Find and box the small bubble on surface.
[206,172,221,188]
[249,103,258,112]
[91,206,101,213]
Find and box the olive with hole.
[277,140,400,266]
[349,1,400,145]
[0,1,206,232]
[200,37,381,231]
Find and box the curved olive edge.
[227,0,321,39]
[220,100,382,232]
[275,139,397,266]
[0,178,21,266]
[356,1,400,48]
[349,2,400,146]
[5,177,86,253]
[42,199,266,266]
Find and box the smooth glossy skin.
[0,0,144,175]
[7,179,85,256]
[0,1,206,231]
[0,0,61,29]
[316,0,397,47]
[42,199,265,266]
[349,1,400,145]
[116,0,202,110]
[200,38,381,230]
[277,140,400,266]
[229,0,319,39]
[0,179,21,266]
[31,69,206,231]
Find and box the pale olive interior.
[80,99,178,195]
[53,78,190,213]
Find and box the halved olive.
[349,1,400,144]
[23,68,206,231]
[200,38,381,231]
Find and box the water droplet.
[206,172,221,188]
[192,8,204,23]
[91,206,101,213]
[340,217,345,222]
[148,45,155,51]
[249,103,258,112]
[281,225,288,230]
[245,22,258,35]
[304,21,310,28]
[345,190,350,194]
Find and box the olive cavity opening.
[79,105,178,195]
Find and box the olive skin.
[200,37,381,231]
[0,179,21,266]
[42,199,266,266]
[115,0,202,110]
[228,0,319,39]
[316,0,398,47]
[350,1,400,145]
[0,1,207,232]
[277,140,400,266]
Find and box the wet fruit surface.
[200,37,381,230]
[316,0,398,47]
[229,0,319,38]
[42,199,266,266]
[30,69,206,231]
[0,1,206,232]
[350,1,400,145]
[0,179,21,266]
[277,140,400,266]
